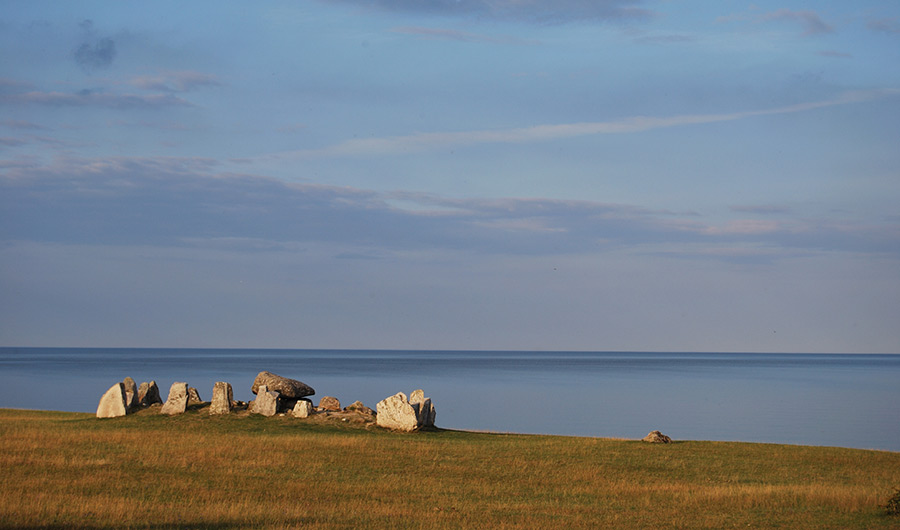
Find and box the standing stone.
[138,381,162,406]
[96,383,128,418]
[292,399,314,418]
[252,385,279,417]
[251,371,315,399]
[642,430,673,443]
[409,389,436,427]
[376,392,420,432]
[122,377,138,410]
[188,387,202,404]
[160,382,189,415]
[210,382,233,415]
[318,396,341,411]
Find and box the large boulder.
[138,381,162,407]
[96,383,128,418]
[251,371,314,399]
[160,382,189,415]
[642,430,672,443]
[210,382,233,415]
[318,396,341,412]
[292,399,314,418]
[376,392,421,432]
[252,385,279,417]
[409,389,435,427]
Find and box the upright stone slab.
[409,389,436,428]
[210,382,233,415]
[252,385,279,417]
[188,387,202,404]
[376,392,420,431]
[160,382,189,415]
[292,399,314,418]
[122,377,138,410]
[96,383,128,418]
[138,380,162,406]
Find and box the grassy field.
[1,407,898,529]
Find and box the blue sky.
[1,0,898,352]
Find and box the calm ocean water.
[1,348,897,452]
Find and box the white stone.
[292,399,314,418]
[252,385,279,417]
[376,392,420,431]
[210,382,233,415]
[96,383,128,418]
[160,382,189,415]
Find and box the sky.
[1,0,898,352]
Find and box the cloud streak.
[328,0,654,23]
[391,26,539,45]
[0,90,193,109]
[3,156,897,261]
[274,89,900,158]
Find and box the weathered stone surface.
[642,430,672,443]
[122,377,138,409]
[160,382,189,415]
[344,400,374,416]
[292,399,314,418]
[138,381,162,406]
[210,382,233,415]
[252,385,279,417]
[96,383,128,418]
[318,396,341,411]
[409,389,435,427]
[188,387,202,404]
[376,392,420,432]
[251,371,314,399]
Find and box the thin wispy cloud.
[761,9,834,36]
[4,156,898,261]
[867,17,900,34]
[129,71,222,92]
[272,89,900,159]
[328,0,655,23]
[391,26,539,45]
[0,90,193,109]
[717,8,834,36]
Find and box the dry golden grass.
[0,407,898,529]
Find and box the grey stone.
[160,382,189,415]
[138,381,162,407]
[210,382,233,415]
[318,396,341,412]
[642,430,672,443]
[122,377,138,410]
[344,400,374,416]
[409,389,435,427]
[252,385,279,417]
[251,371,314,399]
[96,383,128,418]
[188,387,202,404]
[292,399,314,418]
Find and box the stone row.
[95,370,438,432]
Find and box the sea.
[1,348,898,452]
